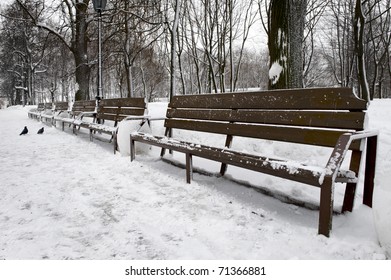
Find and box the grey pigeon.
[37,127,44,134]
[19,126,28,135]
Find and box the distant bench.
[28,103,51,120]
[79,97,147,153]
[28,102,45,119]
[129,88,378,237]
[41,101,69,124]
[28,101,68,123]
[55,100,96,132]
[56,98,147,153]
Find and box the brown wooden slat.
[131,134,357,186]
[54,102,68,111]
[99,107,145,116]
[101,97,145,108]
[71,100,96,112]
[97,114,117,121]
[73,100,96,107]
[167,108,366,130]
[165,119,361,150]
[97,113,134,122]
[169,88,367,110]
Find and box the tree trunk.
[169,0,181,100]
[288,0,306,88]
[73,1,91,101]
[268,0,289,89]
[268,0,307,90]
[354,0,370,102]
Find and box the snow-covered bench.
[28,103,45,119]
[129,87,379,237]
[78,97,147,153]
[55,100,97,132]
[28,103,50,120]
[41,101,69,125]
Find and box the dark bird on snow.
[37,127,44,134]
[19,126,28,136]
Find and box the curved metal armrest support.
[325,130,379,180]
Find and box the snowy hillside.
[0,100,390,260]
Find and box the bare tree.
[15,0,93,101]
[0,0,50,105]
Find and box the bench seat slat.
[167,109,365,130]
[165,119,362,150]
[130,133,357,186]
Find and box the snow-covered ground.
[0,100,390,260]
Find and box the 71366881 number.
[218,266,266,276]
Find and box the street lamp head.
[92,0,107,12]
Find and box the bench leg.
[130,139,136,161]
[342,150,362,212]
[220,135,233,176]
[318,178,334,237]
[89,129,93,141]
[186,153,193,184]
[363,136,378,207]
[160,148,166,157]
[113,133,118,154]
[161,128,172,157]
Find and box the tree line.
[0,0,390,106]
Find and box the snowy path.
[0,105,387,259]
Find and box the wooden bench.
[28,103,45,119]
[56,100,97,132]
[49,101,69,126]
[79,97,147,153]
[40,101,69,125]
[129,87,378,237]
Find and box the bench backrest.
[97,97,146,125]
[70,100,96,116]
[165,88,368,151]
[54,101,69,112]
[44,103,53,110]
[37,103,45,111]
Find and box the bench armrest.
[123,115,151,121]
[76,111,96,120]
[324,130,379,180]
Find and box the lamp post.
[92,0,107,104]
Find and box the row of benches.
[28,98,148,153]
[28,87,378,237]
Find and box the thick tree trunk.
[73,1,91,101]
[268,0,307,90]
[288,0,306,88]
[268,0,289,89]
[74,51,91,101]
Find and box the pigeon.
[37,127,44,134]
[19,126,28,136]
